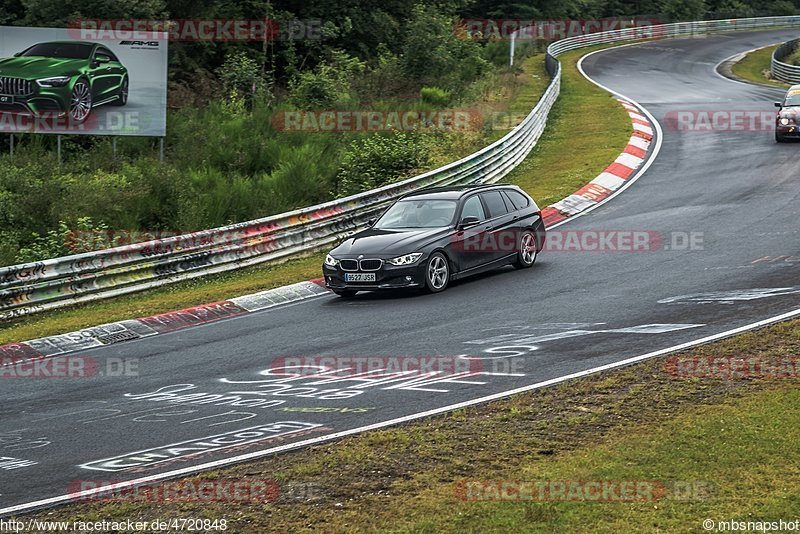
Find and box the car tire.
[69,78,92,123]
[333,289,358,298]
[424,252,450,293]
[112,76,128,106]
[513,231,537,269]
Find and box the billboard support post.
[57,135,61,164]
[159,137,164,163]
[9,134,13,158]
[112,137,117,158]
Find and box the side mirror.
[459,216,480,229]
[94,55,110,66]
[367,218,377,227]
[12,52,20,57]
[775,102,783,108]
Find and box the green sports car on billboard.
[0,41,128,123]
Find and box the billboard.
[0,25,167,136]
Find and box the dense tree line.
[1,0,797,103]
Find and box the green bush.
[420,87,451,107]
[288,50,365,109]
[356,45,409,101]
[336,132,432,197]
[401,4,489,92]
[14,217,116,263]
[785,47,800,66]
[0,232,20,266]
[216,50,270,106]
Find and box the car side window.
[481,191,509,218]
[461,195,486,222]
[503,190,530,210]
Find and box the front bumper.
[322,259,428,291]
[776,124,800,137]
[0,92,68,117]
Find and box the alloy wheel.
[427,254,449,291]
[521,233,536,265]
[70,81,92,122]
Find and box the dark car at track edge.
[774,84,800,142]
[322,184,546,297]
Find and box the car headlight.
[324,254,339,267]
[780,117,791,126]
[36,76,70,88]
[386,253,423,266]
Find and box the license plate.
[345,273,376,282]
[0,95,13,104]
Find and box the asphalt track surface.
[3,29,800,514]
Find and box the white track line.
[6,305,800,517]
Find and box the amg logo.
[120,41,160,46]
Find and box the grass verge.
[26,314,800,531]
[0,47,630,345]
[730,44,790,88]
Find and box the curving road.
[3,29,800,514]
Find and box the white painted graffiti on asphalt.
[218,362,525,395]
[79,421,322,472]
[462,323,705,359]
[28,401,266,429]
[658,287,800,304]
[0,456,37,470]
[0,430,51,452]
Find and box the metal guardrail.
[772,38,800,83]
[3,15,800,319]
[0,76,561,319]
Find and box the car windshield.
[20,43,93,60]
[784,90,800,107]
[375,199,457,229]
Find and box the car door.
[90,47,119,101]
[450,194,493,272]
[101,47,126,92]
[479,190,517,263]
